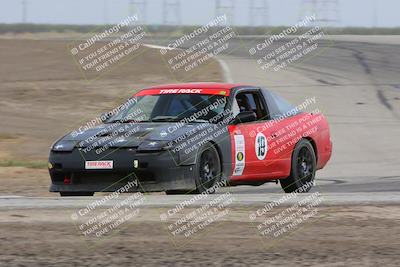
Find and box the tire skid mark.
[335,45,398,118]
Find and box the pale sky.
[0,0,398,28]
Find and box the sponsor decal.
[85,160,113,170]
[54,144,64,150]
[255,132,267,160]
[159,89,202,94]
[160,130,168,138]
[133,159,139,169]
[233,135,245,176]
[135,88,231,96]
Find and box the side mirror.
[231,111,257,124]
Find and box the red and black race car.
[49,83,332,196]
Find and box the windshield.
[106,94,228,123]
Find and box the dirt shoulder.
[0,205,399,266]
[0,38,222,161]
[0,38,222,194]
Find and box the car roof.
[142,82,251,91]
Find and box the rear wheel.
[280,139,316,193]
[60,192,94,197]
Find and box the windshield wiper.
[104,119,123,124]
[150,116,210,123]
[190,119,209,123]
[105,119,150,124]
[150,116,180,122]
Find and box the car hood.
[61,122,212,148]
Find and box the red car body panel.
[135,82,332,184]
[228,112,332,182]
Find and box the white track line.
[216,57,234,83]
[142,43,233,83]
[142,43,175,50]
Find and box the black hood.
[62,122,212,148]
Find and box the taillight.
[64,175,71,185]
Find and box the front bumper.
[49,148,196,192]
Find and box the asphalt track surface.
[1,36,400,207]
[224,36,400,194]
[148,35,400,195]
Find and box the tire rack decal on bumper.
[233,134,245,176]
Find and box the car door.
[228,89,279,181]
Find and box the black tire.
[164,143,221,195]
[194,143,221,194]
[60,192,94,197]
[280,139,316,193]
[165,190,189,195]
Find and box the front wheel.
[60,192,94,197]
[165,190,189,195]
[194,143,221,194]
[164,143,222,195]
[280,139,316,193]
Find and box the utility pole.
[163,0,181,25]
[103,0,108,24]
[129,0,147,25]
[249,0,269,26]
[21,0,27,23]
[215,0,235,25]
[372,0,378,28]
[300,0,341,27]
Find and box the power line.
[129,0,147,25]
[249,0,269,26]
[300,0,341,27]
[372,0,378,27]
[163,0,181,25]
[21,0,27,23]
[103,0,108,24]
[215,0,235,25]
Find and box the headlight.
[52,140,76,152]
[137,140,180,164]
[137,140,172,152]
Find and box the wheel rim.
[199,149,218,189]
[297,147,314,184]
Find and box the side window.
[272,92,296,115]
[235,91,268,121]
[261,89,298,120]
[246,94,257,111]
